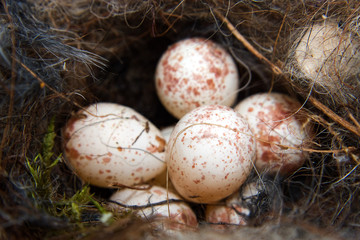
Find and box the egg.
[109,185,198,229]
[155,37,239,119]
[145,125,175,188]
[293,21,359,92]
[206,180,268,229]
[227,182,263,206]
[160,125,175,143]
[205,204,247,229]
[234,93,311,175]
[62,102,166,188]
[226,181,264,218]
[167,105,255,204]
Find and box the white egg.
[227,182,263,207]
[148,126,176,188]
[167,105,255,204]
[206,180,267,228]
[63,102,166,188]
[205,204,247,229]
[155,38,239,119]
[226,181,263,218]
[293,22,359,92]
[234,93,311,175]
[109,185,198,229]
[160,125,175,144]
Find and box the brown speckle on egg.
[62,103,166,188]
[155,38,239,119]
[109,185,198,229]
[167,105,255,204]
[234,92,312,175]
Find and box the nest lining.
[1,0,360,239]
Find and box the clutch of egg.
[62,102,166,188]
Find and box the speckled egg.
[205,204,247,229]
[293,22,358,92]
[160,125,175,144]
[167,105,255,204]
[109,185,198,229]
[155,38,239,119]
[63,103,166,188]
[234,93,311,175]
[206,180,267,229]
[225,181,263,218]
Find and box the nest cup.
[1,1,360,239]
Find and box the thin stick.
[309,96,360,137]
[348,112,360,133]
[214,9,283,75]
[15,59,90,113]
[215,10,360,137]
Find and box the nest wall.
[1,0,360,239]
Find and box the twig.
[14,59,91,115]
[348,112,360,134]
[213,9,282,75]
[108,198,184,210]
[215,10,360,137]
[309,97,360,137]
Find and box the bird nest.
[1,1,359,239]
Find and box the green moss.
[26,117,113,226]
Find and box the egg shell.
[205,204,247,229]
[109,185,198,229]
[167,105,255,204]
[63,103,166,188]
[160,125,175,144]
[294,22,358,91]
[227,181,264,204]
[234,93,311,175]
[155,38,239,119]
[205,181,265,229]
[147,126,176,188]
[225,181,263,218]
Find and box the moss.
[25,117,113,231]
